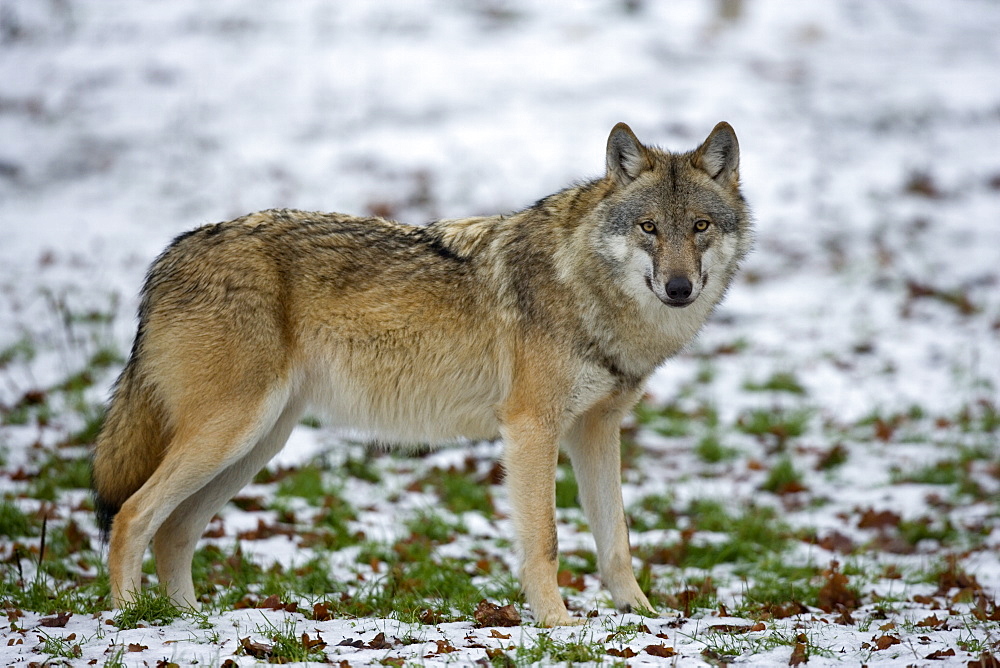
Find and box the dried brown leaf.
[788,641,808,665]
[644,644,677,657]
[38,612,71,628]
[473,600,521,627]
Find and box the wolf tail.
[91,355,169,540]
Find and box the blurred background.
[2,0,998,418]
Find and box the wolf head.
[595,122,752,309]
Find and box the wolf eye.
[639,220,657,234]
[693,220,711,232]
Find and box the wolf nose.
[665,277,693,301]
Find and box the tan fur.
[91,122,752,626]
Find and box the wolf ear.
[606,122,651,186]
[692,122,740,185]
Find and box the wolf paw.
[538,614,586,627]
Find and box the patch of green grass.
[1,575,104,616]
[735,560,822,612]
[276,465,329,505]
[555,464,578,509]
[891,460,961,486]
[890,459,987,499]
[897,517,958,546]
[299,414,322,428]
[760,456,805,494]
[961,400,999,432]
[648,573,718,613]
[311,496,359,550]
[505,631,606,664]
[627,493,677,532]
[695,359,717,385]
[422,467,494,516]
[192,544,267,607]
[695,433,739,463]
[259,557,345,603]
[2,389,53,426]
[193,544,344,610]
[329,552,510,624]
[640,500,792,571]
[1,534,110,615]
[959,442,997,463]
[633,401,696,437]
[697,624,835,665]
[103,645,128,668]
[705,503,793,555]
[29,453,92,501]
[35,630,83,659]
[113,588,185,629]
[743,371,807,395]
[343,450,382,483]
[559,550,598,576]
[250,616,328,663]
[736,407,811,445]
[406,508,466,543]
[0,500,34,538]
[815,443,849,470]
[0,336,37,368]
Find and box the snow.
[2,0,999,665]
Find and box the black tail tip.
[93,493,119,542]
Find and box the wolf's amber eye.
[640,221,657,234]
[693,220,710,232]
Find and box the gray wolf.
[91,121,752,626]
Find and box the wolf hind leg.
[108,390,290,609]
[152,397,305,608]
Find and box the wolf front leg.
[565,396,653,615]
[500,412,581,626]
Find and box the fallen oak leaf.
[916,614,947,629]
[833,605,855,626]
[644,644,677,657]
[312,601,333,621]
[856,508,901,530]
[337,638,365,648]
[557,570,585,591]
[607,647,636,658]
[257,594,284,610]
[240,637,273,659]
[425,639,458,655]
[127,643,148,652]
[473,600,521,627]
[873,635,901,651]
[301,633,326,651]
[924,647,955,660]
[38,612,71,628]
[366,632,393,650]
[788,641,808,666]
[817,561,860,613]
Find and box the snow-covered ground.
[2,1,999,665]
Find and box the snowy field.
[1,0,999,665]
